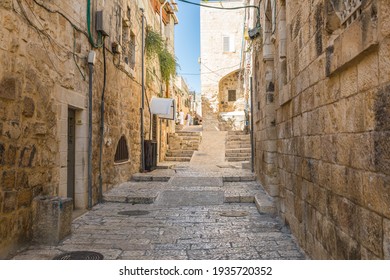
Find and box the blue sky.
[174,1,201,93]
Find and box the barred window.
[129,33,136,69]
[114,135,129,163]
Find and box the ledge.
[326,8,378,77]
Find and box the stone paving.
[10,130,307,260]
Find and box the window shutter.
[223,36,230,52]
[223,35,235,52]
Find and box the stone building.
[251,0,390,259]
[0,0,178,259]
[200,0,247,131]
[174,76,192,116]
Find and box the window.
[129,33,136,69]
[331,0,362,28]
[223,35,235,52]
[114,135,129,163]
[228,90,236,102]
[152,115,157,141]
[121,7,135,69]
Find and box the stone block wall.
[253,0,390,259]
[0,0,174,258]
[200,0,245,130]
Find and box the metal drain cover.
[219,211,249,217]
[53,251,104,260]
[118,210,150,216]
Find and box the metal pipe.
[87,61,94,209]
[250,77,254,173]
[140,8,146,172]
[98,38,107,203]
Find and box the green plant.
[144,26,178,84]
[145,27,164,58]
[158,48,177,83]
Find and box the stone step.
[132,174,171,182]
[225,152,251,157]
[255,193,276,215]
[164,156,192,162]
[171,133,201,138]
[178,144,199,149]
[226,135,251,141]
[175,132,202,136]
[222,174,256,182]
[226,156,251,162]
[227,131,248,135]
[226,141,250,146]
[166,150,195,157]
[225,148,251,153]
[226,143,251,149]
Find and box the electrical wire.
[32,0,87,35]
[18,0,90,80]
[201,62,242,78]
[177,0,260,25]
[15,0,60,72]
[73,28,86,80]
[179,64,241,76]
[87,0,103,48]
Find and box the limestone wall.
[252,0,390,259]
[200,0,245,129]
[0,0,175,258]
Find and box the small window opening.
[228,90,237,102]
[114,135,129,163]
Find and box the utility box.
[96,11,109,36]
[32,196,73,245]
[144,140,158,171]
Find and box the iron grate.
[53,251,104,260]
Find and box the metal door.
[67,108,76,208]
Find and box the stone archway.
[218,69,243,113]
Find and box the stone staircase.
[225,131,251,162]
[165,131,202,161]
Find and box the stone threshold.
[131,174,256,182]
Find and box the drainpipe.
[250,77,254,173]
[140,8,146,172]
[98,38,107,203]
[87,51,96,209]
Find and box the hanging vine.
[145,27,164,58]
[145,26,178,84]
[158,47,177,84]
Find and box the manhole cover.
[53,251,104,260]
[219,211,249,217]
[118,210,150,216]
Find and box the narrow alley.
[11,127,305,260]
[2,0,390,264]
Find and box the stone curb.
[224,195,255,203]
[222,175,256,182]
[103,195,157,204]
[254,193,276,215]
[132,174,171,182]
